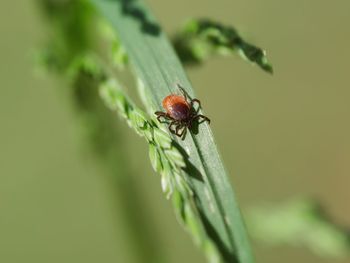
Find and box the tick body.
[163,95,190,120]
[155,84,210,140]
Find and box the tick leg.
[155,111,172,123]
[180,126,187,140]
[177,84,201,113]
[190,99,201,113]
[177,84,190,102]
[175,124,187,140]
[175,123,183,136]
[193,114,211,124]
[168,121,178,134]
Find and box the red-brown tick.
[155,84,210,139]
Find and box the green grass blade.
[90,0,255,262]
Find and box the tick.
[155,84,210,139]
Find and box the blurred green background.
[1,0,349,262]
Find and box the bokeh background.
[1,0,349,262]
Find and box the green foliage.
[39,0,260,262]
[91,0,255,262]
[173,19,273,73]
[38,2,350,263]
[100,79,222,262]
[246,198,350,258]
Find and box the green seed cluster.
[99,80,186,196]
[173,19,273,73]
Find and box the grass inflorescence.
[173,18,273,73]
